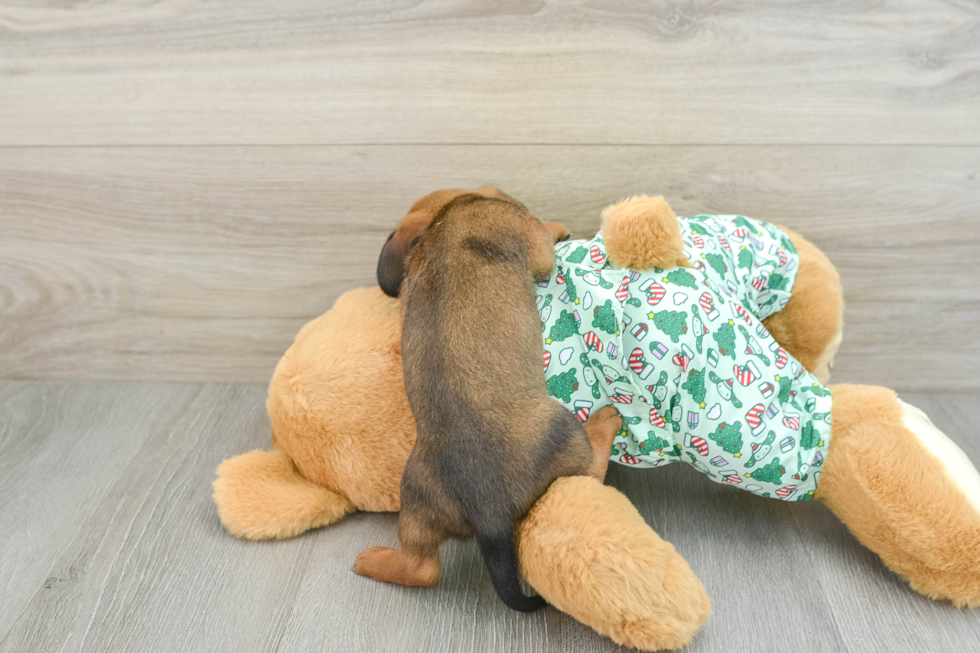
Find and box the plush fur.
[601,195,692,270]
[518,476,711,650]
[213,193,980,650]
[266,286,410,512]
[213,449,353,540]
[819,384,980,607]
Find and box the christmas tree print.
[638,432,672,456]
[663,269,698,289]
[733,216,757,233]
[545,310,579,344]
[708,421,744,456]
[737,247,754,270]
[649,310,688,343]
[682,368,707,407]
[768,273,789,291]
[592,300,620,335]
[800,383,831,397]
[546,369,579,403]
[688,221,712,236]
[780,234,797,253]
[702,253,728,278]
[713,320,737,358]
[774,374,794,404]
[800,420,825,450]
[565,246,588,264]
[745,457,786,484]
[565,274,580,304]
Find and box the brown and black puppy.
[356,193,620,612]
[376,186,571,297]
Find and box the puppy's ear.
[377,231,409,298]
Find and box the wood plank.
[2,145,978,389]
[2,382,979,651]
[2,0,979,146]
[0,381,199,640]
[0,382,309,653]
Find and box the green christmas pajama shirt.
[537,215,832,501]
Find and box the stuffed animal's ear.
[601,195,692,270]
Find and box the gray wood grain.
[0,380,198,639]
[2,0,979,146]
[2,145,978,389]
[1,382,979,652]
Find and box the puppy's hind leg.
[355,510,444,586]
[583,406,622,481]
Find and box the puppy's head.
[377,187,570,297]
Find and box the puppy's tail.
[478,531,547,613]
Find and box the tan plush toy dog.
[213,188,980,651]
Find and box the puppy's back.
[399,196,593,611]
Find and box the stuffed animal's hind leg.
[818,384,980,607]
[762,227,843,385]
[213,449,354,540]
[583,406,622,481]
[355,510,443,586]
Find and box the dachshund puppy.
[376,186,570,298]
[356,192,621,612]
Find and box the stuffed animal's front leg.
[518,476,711,650]
[818,384,980,607]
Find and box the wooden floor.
[0,380,977,653]
[3,1,980,651]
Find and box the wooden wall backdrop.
[1,1,978,390]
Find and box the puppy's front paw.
[586,405,623,446]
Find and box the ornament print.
[539,215,830,502]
